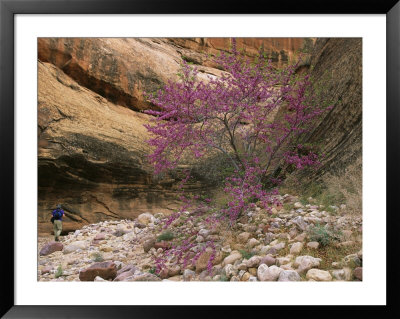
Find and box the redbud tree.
[144,39,332,274]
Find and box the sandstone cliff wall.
[37,37,332,233]
[305,38,362,178]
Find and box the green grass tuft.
[239,249,255,260]
[308,224,342,247]
[55,265,63,278]
[157,231,175,242]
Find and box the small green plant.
[239,249,255,260]
[156,230,174,242]
[308,224,341,247]
[55,265,63,278]
[148,267,156,275]
[91,252,104,262]
[219,274,229,281]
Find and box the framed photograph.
[1,0,399,317]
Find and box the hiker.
[51,204,65,241]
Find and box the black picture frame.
[1,0,399,318]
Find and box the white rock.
[223,264,237,278]
[294,202,303,209]
[248,238,260,248]
[272,242,286,251]
[137,213,155,225]
[245,256,262,268]
[257,264,283,281]
[259,246,271,255]
[290,242,304,255]
[332,267,352,281]
[222,252,242,266]
[292,216,308,231]
[237,232,251,244]
[307,241,319,249]
[221,245,231,254]
[278,270,301,281]
[198,229,209,238]
[306,269,332,281]
[276,256,292,266]
[64,241,87,254]
[293,255,322,274]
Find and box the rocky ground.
[38,194,362,282]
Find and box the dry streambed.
[38,194,362,282]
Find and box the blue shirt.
[52,209,64,220]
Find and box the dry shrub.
[323,156,362,215]
[280,156,362,215]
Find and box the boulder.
[276,256,292,266]
[291,216,308,231]
[245,256,262,268]
[237,232,251,244]
[290,242,304,255]
[260,255,276,267]
[293,255,322,274]
[353,267,362,281]
[137,213,154,225]
[222,252,242,266]
[342,254,361,268]
[64,241,87,254]
[114,264,138,281]
[278,270,301,281]
[41,265,53,275]
[79,261,117,281]
[39,242,63,256]
[153,241,171,250]
[142,238,156,253]
[257,264,283,281]
[223,264,238,278]
[332,267,352,281]
[248,238,260,248]
[306,241,319,249]
[306,269,332,281]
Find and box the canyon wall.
[305,38,362,178]
[38,38,310,233]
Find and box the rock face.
[38,38,309,112]
[304,38,362,177]
[39,37,358,234]
[38,38,310,233]
[37,60,206,233]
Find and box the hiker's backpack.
[54,209,62,219]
